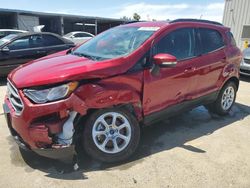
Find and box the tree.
[133,13,141,21]
[121,16,132,21]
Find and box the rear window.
[74,33,93,38]
[199,28,224,54]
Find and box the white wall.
[17,15,39,32]
[223,0,250,50]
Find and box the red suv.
[3,19,242,163]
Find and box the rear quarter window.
[199,28,225,54]
[226,31,237,46]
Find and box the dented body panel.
[3,20,242,160]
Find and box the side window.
[29,35,44,48]
[199,28,224,54]
[74,33,92,38]
[155,28,195,60]
[226,31,236,46]
[42,35,64,46]
[8,36,30,50]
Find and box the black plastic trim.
[170,19,223,26]
[143,91,219,125]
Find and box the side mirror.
[1,46,10,53]
[153,53,177,68]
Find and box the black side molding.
[143,91,219,126]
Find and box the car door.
[41,34,71,54]
[0,35,49,74]
[143,27,198,116]
[190,28,226,99]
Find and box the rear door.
[41,34,72,54]
[191,28,226,99]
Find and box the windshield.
[72,27,158,60]
[0,34,17,46]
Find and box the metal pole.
[60,16,64,36]
[95,19,98,35]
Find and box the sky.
[0,0,225,22]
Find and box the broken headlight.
[24,82,78,104]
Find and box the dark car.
[0,32,75,76]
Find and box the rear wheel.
[82,108,140,163]
[205,82,237,115]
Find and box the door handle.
[184,67,196,73]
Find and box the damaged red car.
[3,19,242,163]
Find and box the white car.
[0,29,27,39]
[241,47,250,76]
[63,31,94,44]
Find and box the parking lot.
[0,77,249,188]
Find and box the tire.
[82,108,140,163]
[205,82,237,116]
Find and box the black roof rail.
[170,19,223,26]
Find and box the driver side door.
[0,35,45,75]
[143,27,198,118]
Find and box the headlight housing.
[24,82,78,104]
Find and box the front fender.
[74,74,143,120]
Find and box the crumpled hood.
[9,51,132,88]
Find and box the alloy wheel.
[221,86,235,111]
[92,112,132,154]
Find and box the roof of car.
[123,21,169,28]
[67,31,93,34]
[122,19,226,29]
[0,29,27,32]
[8,32,74,44]
[64,31,95,37]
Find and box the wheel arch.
[222,76,239,91]
[74,102,142,134]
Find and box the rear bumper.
[240,68,250,76]
[240,60,250,76]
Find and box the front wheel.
[205,82,237,115]
[82,108,140,163]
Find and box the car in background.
[240,46,250,76]
[0,29,28,39]
[0,32,75,76]
[63,31,94,44]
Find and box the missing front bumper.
[33,145,76,160]
[3,103,76,161]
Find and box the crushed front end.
[3,80,86,160]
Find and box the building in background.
[223,0,250,50]
[0,8,125,36]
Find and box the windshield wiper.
[72,52,101,61]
